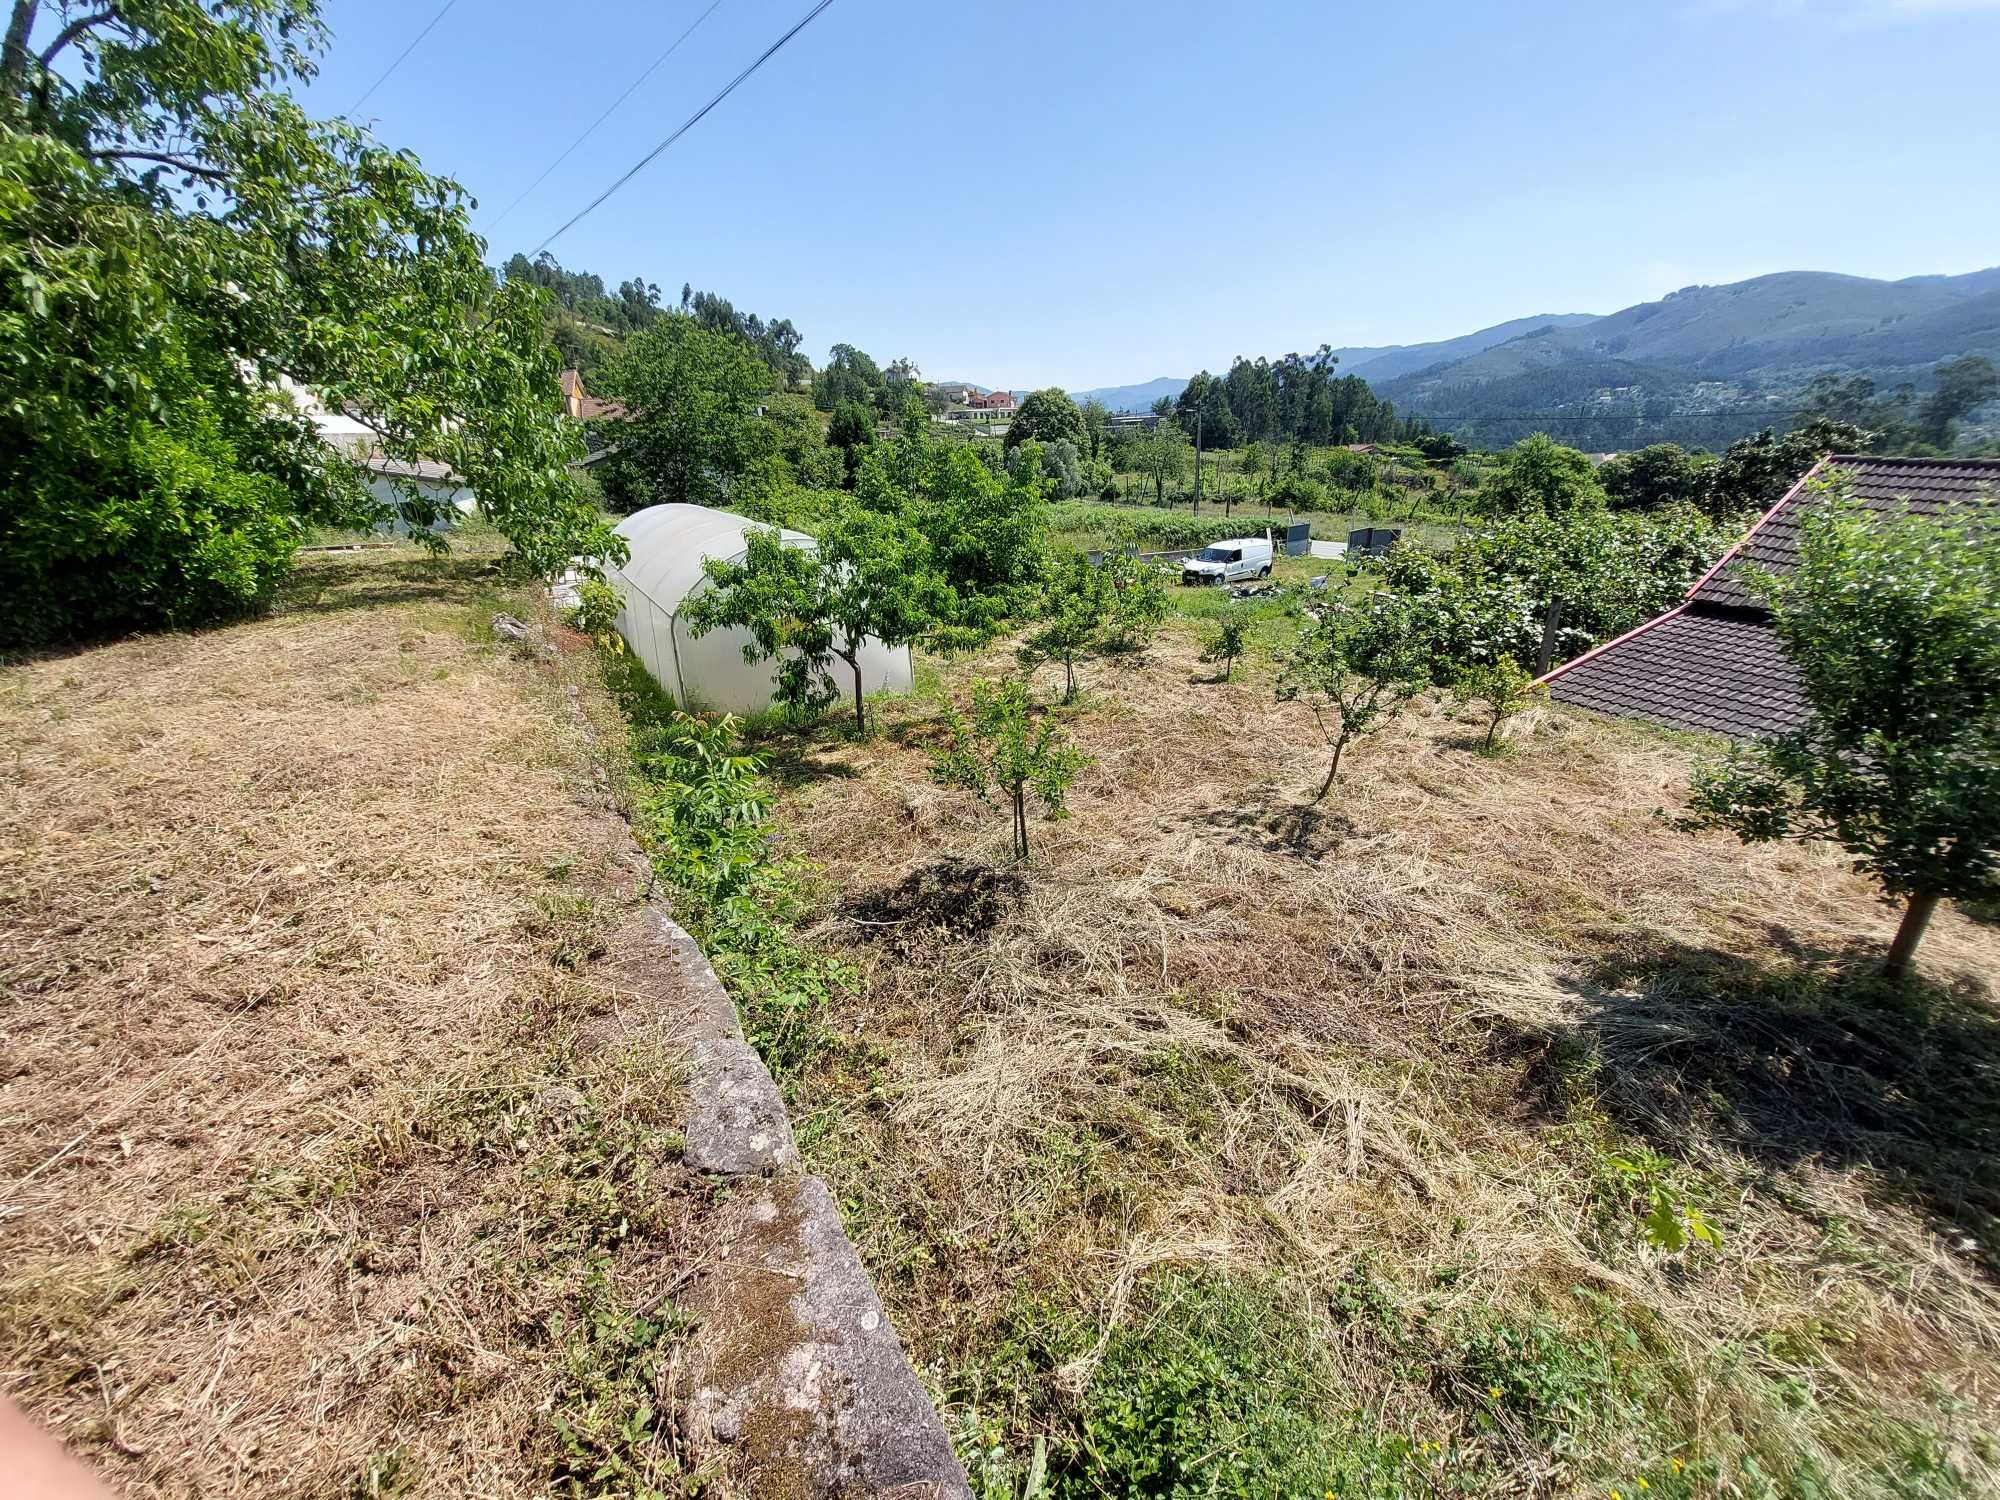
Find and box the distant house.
[560,367,626,423]
[966,388,1017,413]
[929,381,978,404]
[1541,455,2000,739]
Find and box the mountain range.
[1070,266,2000,448]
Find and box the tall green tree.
[1130,423,1192,504]
[1703,419,1871,518]
[1,0,614,644]
[1598,443,1714,512]
[1680,495,2000,979]
[827,398,875,485]
[1475,435,1606,518]
[1005,387,1087,453]
[597,314,771,511]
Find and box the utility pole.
[1191,408,1203,514]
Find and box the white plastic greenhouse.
[605,503,914,715]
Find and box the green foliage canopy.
[596,314,772,512]
[0,0,615,644]
[1681,492,2000,977]
[1475,434,1606,518]
[1004,386,1087,453]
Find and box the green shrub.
[626,706,849,1078]
[1050,1271,1419,1498]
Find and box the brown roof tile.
[1693,455,2000,611]
[1548,607,1805,740]
[1546,455,2000,740]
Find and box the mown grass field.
[0,550,704,1497]
[748,608,2000,1497]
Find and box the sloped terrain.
[762,619,2000,1496]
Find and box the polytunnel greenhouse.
[604,503,914,716]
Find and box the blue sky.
[298,0,2000,390]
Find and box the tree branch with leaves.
[928,678,1090,862]
[1679,490,2000,979]
[1279,593,1434,801]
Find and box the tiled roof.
[1547,606,1806,740]
[1546,454,2000,740]
[1693,455,2000,610]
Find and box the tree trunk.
[1063,657,1076,703]
[1883,890,1941,980]
[841,646,865,735]
[1012,783,1028,861]
[1315,737,1346,802]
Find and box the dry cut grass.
[0,551,700,1497]
[771,623,2000,1495]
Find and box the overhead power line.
[343,0,463,120]
[486,0,730,233]
[534,0,838,254]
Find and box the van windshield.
[1196,546,1240,562]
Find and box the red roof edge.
[1534,456,1830,688]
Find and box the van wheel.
[1259,565,1271,578]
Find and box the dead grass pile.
[0,552,699,1497]
[777,626,2000,1492]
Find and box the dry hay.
[779,625,2000,1488]
[0,552,692,1497]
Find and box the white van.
[1180,536,1274,586]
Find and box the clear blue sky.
[297,0,2000,391]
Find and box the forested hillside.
[1376,268,2000,448]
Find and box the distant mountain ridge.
[1066,312,1599,413]
[1068,265,1999,447]
[1372,266,2000,447]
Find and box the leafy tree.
[595,314,770,512]
[1279,594,1435,800]
[1005,387,1087,453]
[1704,418,1871,518]
[813,343,884,413]
[1017,552,1110,703]
[1384,507,1723,680]
[827,398,875,485]
[1077,397,1110,460]
[1004,438,1046,493]
[1680,494,2000,979]
[0,0,614,644]
[1475,435,1606,518]
[1040,438,1085,500]
[1100,552,1168,652]
[761,392,843,489]
[1915,355,1998,450]
[928,678,1090,862]
[1413,431,1467,463]
[682,509,942,734]
[1131,423,1192,504]
[861,437,1047,645]
[1201,618,1248,682]
[1454,658,1541,752]
[1598,443,1714,512]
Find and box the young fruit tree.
[1201,618,1249,682]
[1100,553,1170,652]
[1455,657,1542,752]
[1679,497,2000,979]
[1279,593,1435,800]
[928,679,1090,862]
[1017,552,1111,703]
[682,507,942,734]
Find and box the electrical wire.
[343,0,464,120]
[485,0,730,232]
[533,0,837,254]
